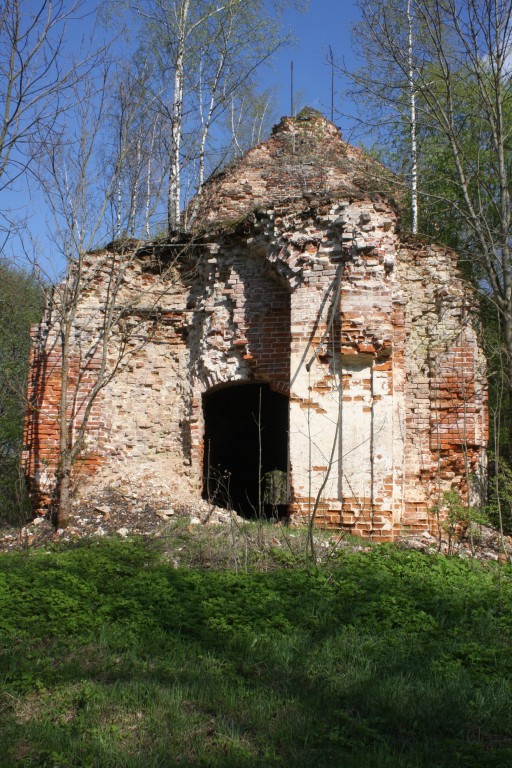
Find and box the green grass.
[1,535,512,766]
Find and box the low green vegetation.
[1,531,512,767]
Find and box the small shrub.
[433,490,488,553]
[487,453,512,534]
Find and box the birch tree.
[116,0,297,234]
[406,0,418,234]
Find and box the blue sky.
[268,1,360,128]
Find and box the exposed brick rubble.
[23,109,488,540]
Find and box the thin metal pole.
[291,60,294,117]
[329,46,334,122]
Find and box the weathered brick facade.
[23,110,488,538]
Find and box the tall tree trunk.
[168,0,189,234]
[116,176,122,240]
[407,0,418,234]
[129,136,142,236]
[145,121,156,238]
[504,312,512,450]
[56,462,72,529]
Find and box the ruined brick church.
[23,109,488,538]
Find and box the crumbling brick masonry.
[23,110,488,539]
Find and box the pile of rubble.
[396,526,512,562]
[0,490,243,552]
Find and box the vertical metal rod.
[329,45,334,122]
[291,60,294,117]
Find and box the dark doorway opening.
[202,383,288,519]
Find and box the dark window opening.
[202,383,288,519]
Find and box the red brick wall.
[23,326,104,510]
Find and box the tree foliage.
[0,260,43,521]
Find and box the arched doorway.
[202,383,288,519]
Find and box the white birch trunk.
[168,0,189,233]
[128,135,142,236]
[116,176,122,240]
[407,0,418,235]
[145,121,157,238]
